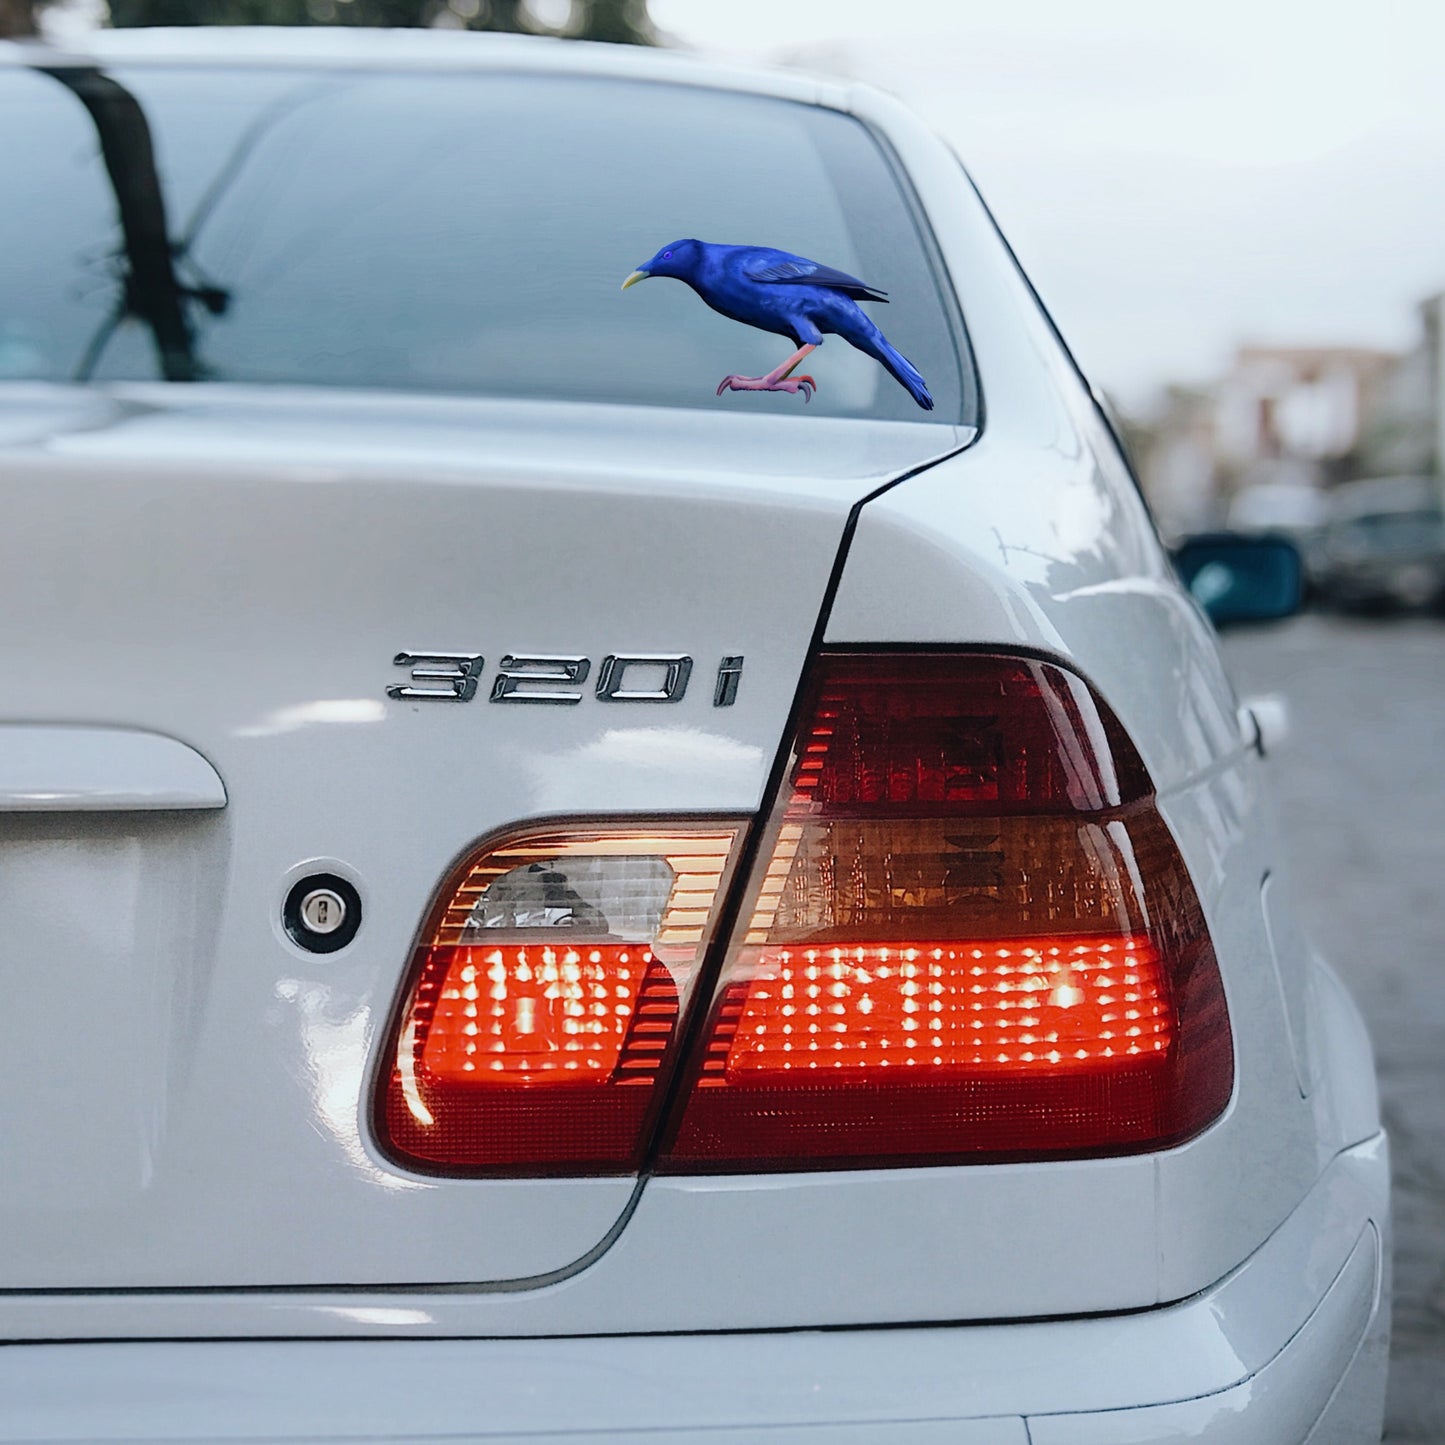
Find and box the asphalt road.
[1221,614,1445,1441]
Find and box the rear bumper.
[0,1136,1387,1444]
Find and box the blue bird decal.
[622,239,934,410]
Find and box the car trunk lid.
[0,383,966,1288]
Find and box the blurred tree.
[103,0,655,43]
[571,0,654,44]
[0,0,46,36]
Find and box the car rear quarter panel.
[824,84,1382,1306]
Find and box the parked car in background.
[1316,475,1445,613]
[0,26,1389,1443]
[1227,479,1328,541]
[1226,480,1329,598]
[1173,530,1304,630]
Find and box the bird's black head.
[621,238,703,290]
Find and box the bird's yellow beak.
[620,270,649,291]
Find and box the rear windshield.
[0,64,970,422]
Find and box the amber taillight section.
[657,653,1234,1170]
[378,827,742,1174]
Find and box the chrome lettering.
[595,654,693,703]
[387,652,484,702]
[490,655,591,705]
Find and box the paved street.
[1221,615,1445,1441]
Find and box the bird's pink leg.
[717,343,819,401]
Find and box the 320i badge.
[387,652,745,705]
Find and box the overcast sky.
[653,0,1445,412]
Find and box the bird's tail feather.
[851,319,934,411]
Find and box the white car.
[0,26,1388,1443]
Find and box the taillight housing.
[377,824,744,1174]
[376,652,1233,1176]
[659,653,1233,1170]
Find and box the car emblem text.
[386,652,744,706]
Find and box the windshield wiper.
[35,63,205,382]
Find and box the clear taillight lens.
[377,825,743,1174]
[656,653,1233,1170]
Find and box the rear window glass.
[0,65,970,422]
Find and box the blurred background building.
[1134,300,1445,538]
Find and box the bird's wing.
[743,255,889,303]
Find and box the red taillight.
[713,937,1172,1077]
[376,653,1233,1176]
[656,653,1233,1170]
[377,826,743,1174]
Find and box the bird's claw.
[716,374,818,402]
